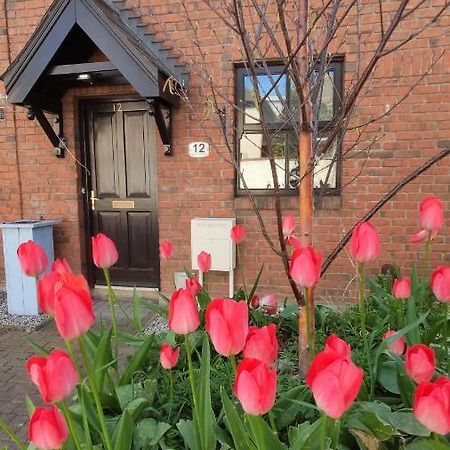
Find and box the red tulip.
[405,344,435,383]
[51,258,72,275]
[91,233,118,269]
[282,214,296,236]
[410,196,444,243]
[205,298,248,356]
[350,222,380,263]
[230,225,246,244]
[185,277,202,297]
[324,335,351,360]
[431,266,450,303]
[17,240,48,277]
[233,358,277,415]
[37,271,61,315]
[159,344,181,369]
[414,376,450,435]
[28,405,68,450]
[168,288,200,335]
[392,277,411,299]
[306,351,364,419]
[160,240,173,260]
[250,295,260,308]
[53,274,95,340]
[243,325,278,365]
[26,349,79,403]
[383,330,405,355]
[289,246,322,288]
[260,293,278,315]
[197,251,212,273]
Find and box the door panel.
[85,100,159,287]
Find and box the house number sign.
[188,142,210,158]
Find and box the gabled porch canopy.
[1,0,188,155]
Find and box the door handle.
[90,190,99,211]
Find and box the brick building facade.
[0,0,448,303]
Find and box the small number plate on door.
[112,200,135,209]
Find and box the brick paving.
[0,291,158,449]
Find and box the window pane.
[239,133,287,189]
[288,137,338,189]
[244,74,287,124]
[290,69,335,122]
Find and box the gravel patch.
[0,291,52,332]
[143,315,168,335]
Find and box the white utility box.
[1,220,59,315]
[191,217,236,296]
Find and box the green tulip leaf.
[133,418,171,449]
[119,336,154,385]
[177,419,197,450]
[112,409,133,450]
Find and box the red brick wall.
[0,0,449,304]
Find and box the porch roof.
[1,0,188,111]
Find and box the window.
[236,60,343,194]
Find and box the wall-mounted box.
[191,217,236,272]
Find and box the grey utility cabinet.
[1,220,59,316]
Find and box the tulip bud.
[17,240,48,277]
[405,344,435,383]
[324,334,352,360]
[243,325,278,365]
[91,233,119,269]
[205,298,248,356]
[233,358,277,415]
[383,330,405,355]
[414,376,450,435]
[159,344,181,369]
[350,222,380,263]
[419,196,444,232]
[392,277,411,299]
[282,214,296,236]
[260,294,278,315]
[37,271,61,315]
[230,224,246,244]
[197,251,212,273]
[168,288,200,335]
[431,266,450,303]
[185,277,202,297]
[29,406,68,450]
[160,240,174,260]
[26,349,79,403]
[51,258,72,275]
[289,246,322,288]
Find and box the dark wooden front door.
[84,100,159,287]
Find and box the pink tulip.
[431,266,450,302]
[28,405,68,450]
[197,251,212,273]
[383,330,405,355]
[233,359,277,415]
[159,344,181,369]
[260,294,278,315]
[230,225,246,244]
[37,271,61,315]
[53,274,95,340]
[289,246,322,288]
[168,288,200,335]
[405,344,435,383]
[185,277,202,297]
[414,376,450,435]
[307,351,363,419]
[91,233,118,269]
[205,298,248,356]
[324,335,352,360]
[51,258,72,275]
[243,324,278,365]
[392,277,411,299]
[282,214,296,236]
[250,295,260,308]
[17,240,48,277]
[160,240,173,260]
[350,222,381,263]
[410,196,444,243]
[26,349,79,403]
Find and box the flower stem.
[78,337,113,450]
[443,303,449,374]
[103,268,118,358]
[229,354,237,377]
[320,414,328,450]
[332,419,340,449]
[236,245,248,299]
[184,335,197,409]
[0,418,27,450]
[168,369,174,422]
[59,401,83,450]
[304,287,315,359]
[246,414,267,450]
[358,264,374,399]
